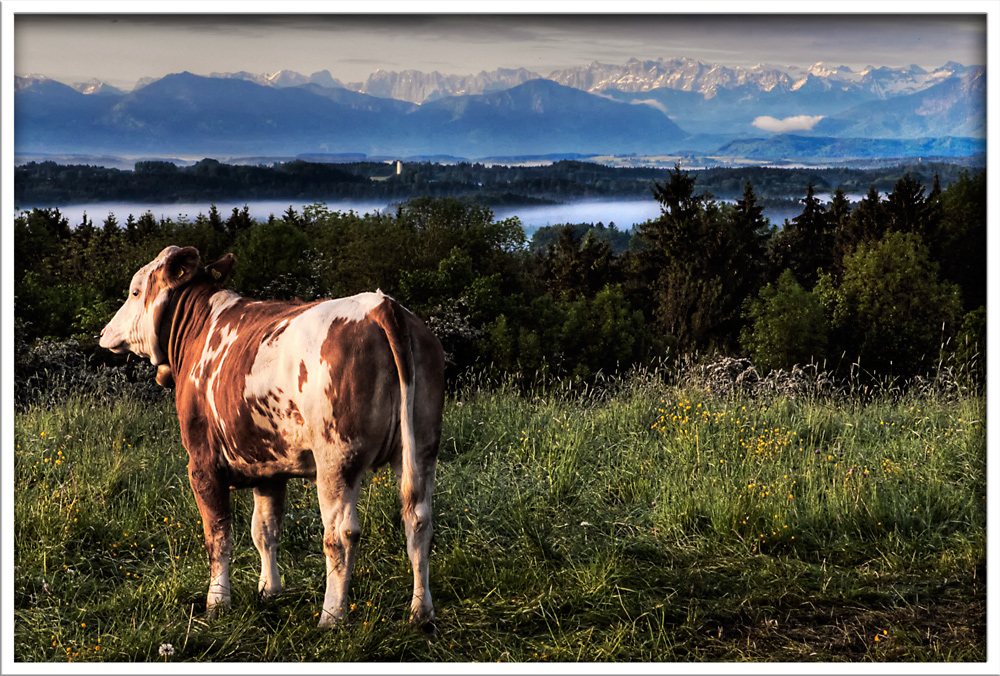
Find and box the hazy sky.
[13,9,990,91]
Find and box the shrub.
[822,231,962,378]
[741,269,829,372]
[230,219,321,300]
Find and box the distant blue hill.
[13,69,986,162]
[714,134,986,160]
[16,72,688,158]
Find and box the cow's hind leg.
[189,464,233,618]
[251,480,287,598]
[392,456,437,633]
[315,472,363,628]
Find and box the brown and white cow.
[99,246,445,631]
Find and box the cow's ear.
[165,246,201,288]
[206,253,236,286]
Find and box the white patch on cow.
[191,291,243,389]
[192,291,247,463]
[100,254,175,365]
[329,291,387,323]
[208,290,242,322]
[202,324,240,456]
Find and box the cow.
[98,245,445,632]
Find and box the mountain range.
[14,57,986,162]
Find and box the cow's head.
[99,246,236,381]
[99,246,201,368]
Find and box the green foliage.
[12,163,986,387]
[741,269,829,372]
[537,226,618,299]
[771,182,833,288]
[884,172,929,236]
[823,232,962,376]
[231,218,320,300]
[530,221,632,256]
[953,306,986,382]
[635,168,770,353]
[931,170,987,311]
[558,285,654,380]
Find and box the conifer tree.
[885,172,926,235]
[771,182,832,287]
[635,166,769,353]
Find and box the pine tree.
[634,166,770,353]
[885,172,926,235]
[771,182,832,287]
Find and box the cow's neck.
[162,281,235,386]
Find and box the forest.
[14,163,986,400]
[13,156,979,207]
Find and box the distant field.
[12,370,986,662]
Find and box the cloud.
[632,99,669,115]
[752,115,825,133]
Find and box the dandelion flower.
[158,643,175,657]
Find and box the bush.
[822,231,962,378]
[741,269,829,372]
[14,336,166,410]
[230,219,322,300]
[559,284,654,380]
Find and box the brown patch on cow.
[207,329,223,352]
[316,304,414,487]
[143,269,167,311]
[286,400,305,425]
[188,460,233,545]
[225,451,316,489]
[368,299,415,385]
[298,361,309,392]
[264,322,288,345]
[319,317,394,446]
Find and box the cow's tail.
[372,293,421,517]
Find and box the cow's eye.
[131,289,140,297]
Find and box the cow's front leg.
[251,480,287,598]
[315,473,362,628]
[189,464,233,618]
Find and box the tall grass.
[12,365,986,662]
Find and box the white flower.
[158,643,175,657]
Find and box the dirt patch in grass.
[691,595,986,662]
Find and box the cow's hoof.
[258,583,284,600]
[317,612,343,629]
[205,603,229,620]
[410,611,437,637]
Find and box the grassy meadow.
[12,366,987,663]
